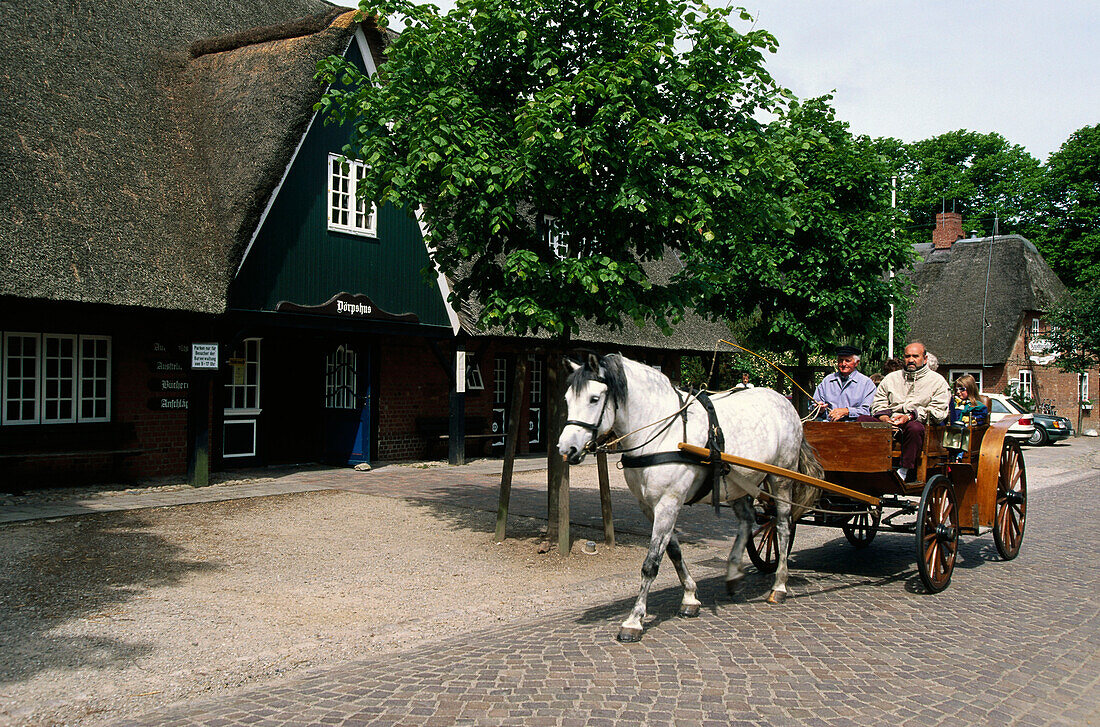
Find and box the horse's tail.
[792,436,825,520]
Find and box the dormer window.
[328,154,377,237]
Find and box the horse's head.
[557,353,626,465]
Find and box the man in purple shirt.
[812,345,877,421]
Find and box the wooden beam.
[677,443,881,506]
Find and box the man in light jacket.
[813,345,877,421]
[866,341,950,482]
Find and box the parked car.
[981,393,1036,442]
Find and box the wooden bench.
[415,416,499,458]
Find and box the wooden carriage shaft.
[677,443,882,507]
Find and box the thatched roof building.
[906,234,1066,366]
[0,0,359,314]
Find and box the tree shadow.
[0,511,219,685]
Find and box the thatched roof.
[453,250,734,354]
[0,0,365,314]
[905,235,1067,366]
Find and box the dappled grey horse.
[557,353,822,641]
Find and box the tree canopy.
[692,97,911,360]
[317,0,793,337]
[1035,123,1100,289]
[876,130,1044,245]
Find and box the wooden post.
[449,344,467,465]
[596,450,614,547]
[187,372,211,487]
[546,352,570,552]
[496,357,527,542]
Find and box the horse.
[557,353,823,642]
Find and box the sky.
[362,0,1098,163]
[737,1,1099,161]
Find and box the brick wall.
[375,338,450,460]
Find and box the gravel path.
[0,467,668,727]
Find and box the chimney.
[933,212,964,249]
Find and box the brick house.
[0,1,728,487]
[906,212,1095,428]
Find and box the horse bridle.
[564,378,613,455]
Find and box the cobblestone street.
[95,444,1097,726]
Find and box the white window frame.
[2,332,113,426]
[948,368,983,393]
[1030,318,1040,336]
[3,332,40,425]
[543,214,570,259]
[79,335,112,423]
[222,419,258,459]
[1081,372,1091,402]
[466,356,485,391]
[41,334,78,424]
[1018,369,1033,399]
[327,153,378,238]
[224,338,262,415]
[325,345,358,410]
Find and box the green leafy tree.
[879,130,1043,245]
[1035,123,1100,289]
[316,0,791,336]
[690,97,911,396]
[1047,285,1100,431]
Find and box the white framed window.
[466,355,485,391]
[325,345,358,410]
[1030,318,1040,336]
[948,368,983,392]
[1081,373,1091,402]
[224,338,261,413]
[222,419,257,458]
[2,332,112,426]
[327,153,377,237]
[543,215,570,259]
[79,336,111,422]
[42,334,77,423]
[1018,370,1032,399]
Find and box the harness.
[619,388,732,515]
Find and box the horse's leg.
[768,476,796,604]
[618,495,681,642]
[667,534,701,617]
[725,494,755,596]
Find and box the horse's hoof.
[725,578,743,597]
[766,590,786,604]
[679,604,700,618]
[616,627,643,642]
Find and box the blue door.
[322,344,370,465]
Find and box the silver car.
[982,393,1037,442]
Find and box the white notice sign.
[191,343,219,370]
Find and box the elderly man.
[866,341,950,482]
[813,345,876,421]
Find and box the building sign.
[149,397,189,411]
[191,343,219,370]
[276,293,419,323]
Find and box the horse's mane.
[567,353,629,407]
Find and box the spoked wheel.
[746,498,795,574]
[915,474,959,593]
[843,505,882,548]
[993,437,1027,560]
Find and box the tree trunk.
[495,356,527,542]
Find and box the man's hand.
[827,407,849,422]
[889,412,910,426]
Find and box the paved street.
[3,438,1098,726]
[93,441,1096,727]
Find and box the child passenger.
[948,375,989,461]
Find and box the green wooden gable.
[229,41,453,330]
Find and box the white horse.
[557,353,822,642]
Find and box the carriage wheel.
[915,474,958,593]
[993,437,1027,560]
[746,498,795,574]
[842,505,882,548]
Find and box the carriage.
[684,413,1028,593]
